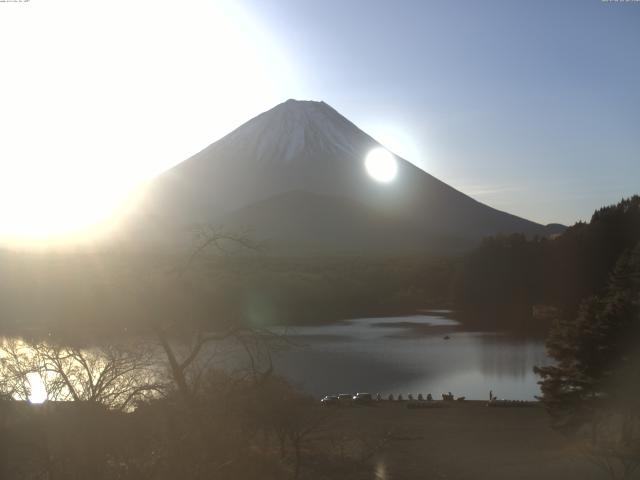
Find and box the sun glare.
[0,0,298,246]
[27,372,47,404]
[365,148,398,183]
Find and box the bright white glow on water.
[27,372,47,404]
[365,148,398,183]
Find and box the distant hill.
[123,99,563,253]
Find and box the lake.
[273,311,550,401]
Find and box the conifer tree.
[535,242,640,478]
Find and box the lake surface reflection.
[273,312,550,400]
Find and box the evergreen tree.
[535,243,640,478]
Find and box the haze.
[0,3,639,480]
[1,0,638,244]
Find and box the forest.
[0,248,453,339]
[0,197,638,340]
[451,196,640,332]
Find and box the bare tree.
[152,226,284,404]
[0,339,36,401]
[155,325,241,402]
[35,342,164,410]
[0,339,164,411]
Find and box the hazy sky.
[244,0,640,226]
[0,0,638,242]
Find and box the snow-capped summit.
[129,100,557,253]
[194,99,375,166]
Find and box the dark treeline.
[199,255,452,326]
[0,248,453,340]
[452,196,640,331]
[1,196,637,340]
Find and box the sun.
[365,148,398,183]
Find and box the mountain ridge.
[125,99,563,253]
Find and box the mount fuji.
[126,99,562,253]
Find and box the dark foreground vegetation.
[0,230,448,479]
[0,395,620,480]
[0,375,388,479]
[0,324,398,479]
[535,241,640,479]
[0,196,638,479]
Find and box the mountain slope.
[220,190,474,254]
[126,99,560,253]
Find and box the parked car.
[352,393,373,405]
[321,395,339,407]
[337,393,353,405]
